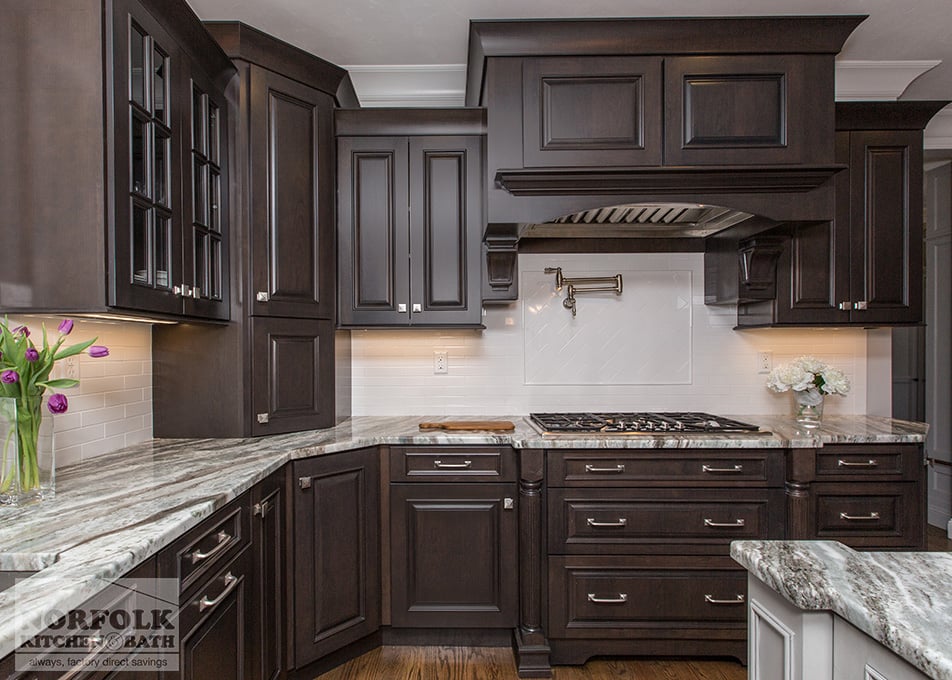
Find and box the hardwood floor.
[314,646,746,680]
[927,523,952,551]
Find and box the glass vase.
[793,387,824,428]
[0,396,55,506]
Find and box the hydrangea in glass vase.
[765,356,850,428]
[0,319,109,505]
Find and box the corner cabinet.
[1,0,233,320]
[737,101,947,328]
[336,110,486,327]
[153,23,357,437]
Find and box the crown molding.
[925,109,952,150]
[834,59,941,101]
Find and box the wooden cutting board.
[419,420,516,432]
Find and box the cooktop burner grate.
[528,412,765,434]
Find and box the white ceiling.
[186,0,952,150]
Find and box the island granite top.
[731,540,952,680]
[0,414,927,659]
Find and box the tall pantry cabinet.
[152,23,358,437]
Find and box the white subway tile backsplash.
[7,316,153,465]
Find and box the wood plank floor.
[317,526,951,680]
[314,646,746,680]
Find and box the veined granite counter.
[0,414,928,658]
[731,540,951,679]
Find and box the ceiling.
[187,0,952,150]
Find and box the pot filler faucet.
[545,267,623,317]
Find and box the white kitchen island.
[732,540,951,680]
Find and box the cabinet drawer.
[160,495,251,595]
[548,555,747,638]
[815,444,921,481]
[547,449,782,487]
[812,482,922,549]
[390,446,516,482]
[549,488,780,554]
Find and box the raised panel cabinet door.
[664,55,834,166]
[848,130,923,325]
[337,137,411,325]
[521,57,663,168]
[250,67,335,319]
[390,483,518,628]
[292,449,381,667]
[252,469,286,680]
[111,0,185,316]
[408,136,483,326]
[251,317,334,435]
[180,55,230,320]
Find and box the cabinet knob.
[256,413,269,424]
[174,284,192,298]
[256,291,270,302]
[397,303,407,313]
[412,303,422,313]
[838,301,852,311]
[853,300,868,310]
[504,498,514,510]
[191,287,201,299]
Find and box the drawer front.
[547,449,781,487]
[162,495,251,595]
[549,488,779,553]
[815,444,921,481]
[549,555,747,638]
[390,446,516,482]
[813,482,922,548]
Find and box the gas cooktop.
[528,412,767,435]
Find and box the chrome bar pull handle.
[702,464,744,474]
[433,459,473,469]
[189,530,232,564]
[199,572,239,612]
[837,459,878,468]
[586,517,628,528]
[587,593,628,604]
[854,300,868,310]
[704,518,746,528]
[705,594,746,605]
[838,301,852,310]
[840,512,881,521]
[584,464,626,474]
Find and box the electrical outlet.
[63,356,79,380]
[433,351,448,374]
[757,351,773,374]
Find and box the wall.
[6,316,153,469]
[348,253,880,416]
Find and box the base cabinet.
[291,449,381,667]
[252,469,287,680]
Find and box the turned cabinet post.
[785,448,817,540]
[515,448,552,677]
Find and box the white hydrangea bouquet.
[766,356,849,426]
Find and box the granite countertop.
[732,540,952,680]
[0,414,928,659]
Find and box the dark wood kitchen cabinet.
[153,24,358,437]
[336,110,485,327]
[1,0,234,319]
[291,449,381,667]
[785,443,925,550]
[738,101,946,328]
[543,448,785,666]
[251,468,287,680]
[389,446,519,628]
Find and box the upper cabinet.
[1,0,234,320]
[336,110,486,328]
[735,101,946,328]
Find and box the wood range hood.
[467,15,867,292]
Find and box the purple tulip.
[47,393,69,414]
[1,370,19,384]
[88,346,109,358]
[58,319,74,336]
[11,326,29,338]
[25,348,39,362]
